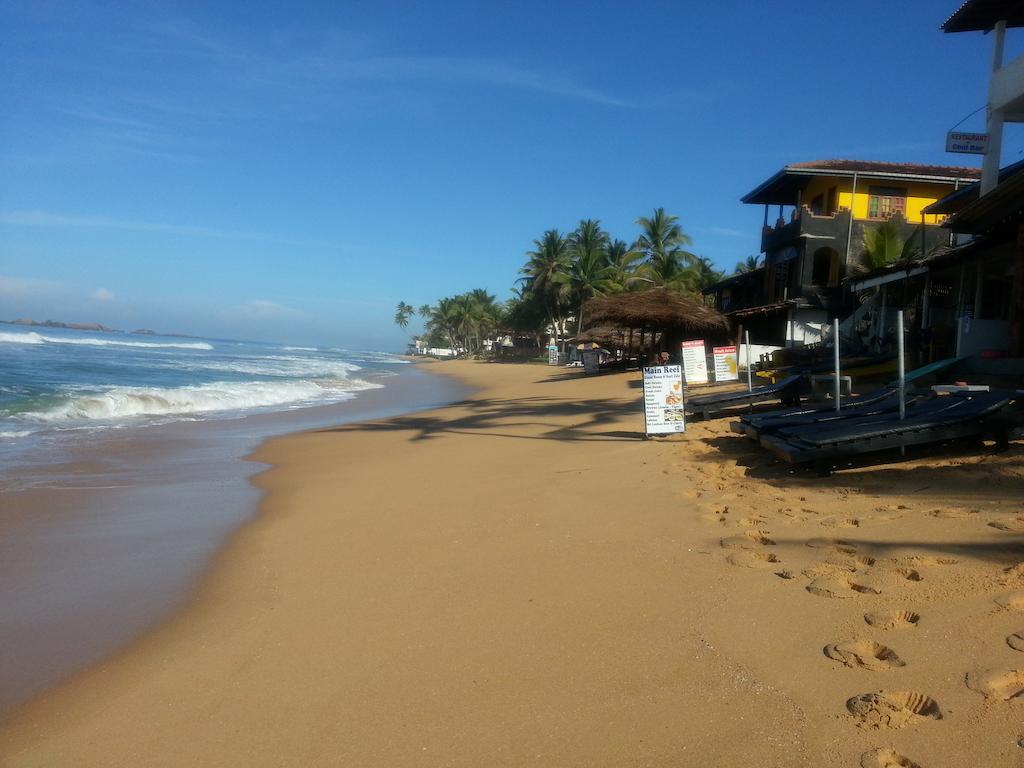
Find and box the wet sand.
[2,360,1023,767]
[0,363,470,715]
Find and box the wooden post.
[1014,224,1024,357]
[833,317,841,412]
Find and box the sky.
[2,0,1024,350]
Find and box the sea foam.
[0,330,213,350]
[22,378,381,423]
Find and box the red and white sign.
[680,339,708,384]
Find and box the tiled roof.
[788,159,981,178]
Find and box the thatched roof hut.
[575,325,634,350]
[583,288,729,339]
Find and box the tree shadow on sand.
[316,395,647,443]
[698,432,1024,503]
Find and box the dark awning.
[942,0,1024,32]
[943,171,1024,234]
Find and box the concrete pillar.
[981,20,1007,196]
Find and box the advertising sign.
[946,131,989,155]
[547,344,558,366]
[680,339,708,384]
[712,345,739,382]
[582,350,599,375]
[642,365,686,435]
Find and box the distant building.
[705,160,979,348]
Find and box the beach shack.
[581,288,730,368]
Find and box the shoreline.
[0,360,471,717]
[2,360,1023,766]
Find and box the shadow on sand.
[316,394,647,443]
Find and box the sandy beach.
[3,360,1023,767]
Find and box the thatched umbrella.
[583,288,729,344]
[574,324,631,349]
[582,288,729,360]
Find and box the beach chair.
[759,391,1017,475]
[729,358,958,440]
[685,374,803,421]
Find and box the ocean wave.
[20,378,381,423]
[195,355,361,378]
[282,345,317,352]
[0,331,213,350]
[0,430,32,438]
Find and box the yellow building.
[707,160,980,349]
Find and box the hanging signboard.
[712,345,739,382]
[946,131,989,155]
[582,350,599,375]
[547,344,558,366]
[680,339,708,384]
[642,365,685,434]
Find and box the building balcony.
[761,208,851,253]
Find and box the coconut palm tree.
[733,255,761,274]
[393,301,414,329]
[860,221,923,271]
[567,220,615,335]
[605,238,644,292]
[691,256,726,291]
[632,208,698,291]
[520,229,572,347]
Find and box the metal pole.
[745,331,752,393]
[897,309,906,421]
[833,317,841,412]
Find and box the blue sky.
[2,0,1023,350]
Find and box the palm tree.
[393,301,414,329]
[520,229,572,347]
[632,208,698,291]
[860,221,922,271]
[605,238,644,291]
[691,256,726,292]
[568,220,614,335]
[733,255,761,274]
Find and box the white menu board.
[642,365,686,434]
[547,345,559,366]
[712,345,739,382]
[681,339,708,385]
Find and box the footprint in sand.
[806,537,853,549]
[1001,563,1024,585]
[720,530,775,549]
[824,639,905,670]
[726,550,780,569]
[965,668,1024,700]
[860,747,922,768]
[820,517,861,529]
[803,563,855,579]
[775,570,796,580]
[847,691,941,730]
[928,508,979,519]
[988,517,1024,533]
[898,556,959,567]
[884,567,924,583]
[1007,632,1024,652]
[827,552,876,569]
[864,610,920,630]
[735,516,769,527]
[994,591,1024,612]
[806,576,880,599]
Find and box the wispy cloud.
[701,226,751,239]
[139,18,632,108]
[0,210,338,249]
[0,275,66,298]
[224,299,305,320]
[92,287,115,302]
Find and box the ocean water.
[0,326,469,716]
[0,326,402,445]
